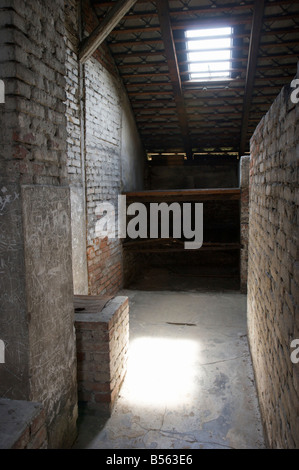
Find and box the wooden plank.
[108,12,298,35]
[109,26,299,48]
[239,0,265,156]
[156,0,193,160]
[79,0,138,63]
[123,240,241,253]
[74,295,112,313]
[124,188,241,202]
[124,189,242,197]
[93,0,293,15]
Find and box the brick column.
[0,0,77,448]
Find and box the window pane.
[189,61,231,73]
[185,27,233,81]
[186,27,232,38]
[190,71,230,80]
[187,38,231,51]
[188,50,231,62]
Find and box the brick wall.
[0,399,48,449]
[65,0,145,296]
[65,0,82,187]
[75,296,129,413]
[0,0,68,186]
[64,0,89,294]
[247,75,299,448]
[240,156,250,293]
[84,56,123,295]
[0,0,77,449]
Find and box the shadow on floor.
[74,404,110,449]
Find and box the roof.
[86,0,299,159]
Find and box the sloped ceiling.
[87,0,299,159]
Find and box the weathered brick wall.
[64,0,89,294]
[240,156,250,293]
[0,0,68,186]
[84,56,124,295]
[75,297,129,413]
[65,0,82,187]
[65,0,145,296]
[247,76,299,448]
[0,0,77,449]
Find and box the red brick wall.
[0,399,48,449]
[13,407,48,449]
[75,296,129,412]
[87,237,123,296]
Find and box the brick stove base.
[74,296,129,414]
[0,399,48,449]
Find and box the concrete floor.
[73,279,265,449]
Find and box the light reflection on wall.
[124,337,199,408]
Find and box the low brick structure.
[75,296,129,413]
[0,399,48,449]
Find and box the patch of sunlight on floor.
[124,337,200,408]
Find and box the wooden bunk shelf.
[123,239,240,253]
[124,188,241,203]
[123,188,240,253]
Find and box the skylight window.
[185,27,233,82]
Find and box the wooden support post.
[156,0,193,160]
[79,0,138,63]
[239,0,265,156]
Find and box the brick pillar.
[240,156,250,293]
[0,0,77,448]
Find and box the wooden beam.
[107,26,299,48]
[94,0,293,11]
[123,240,241,253]
[156,0,193,160]
[239,0,265,156]
[79,0,138,63]
[93,1,256,19]
[105,12,299,36]
[124,188,241,203]
[109,16,251,36]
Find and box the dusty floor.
[73,273,265,450]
